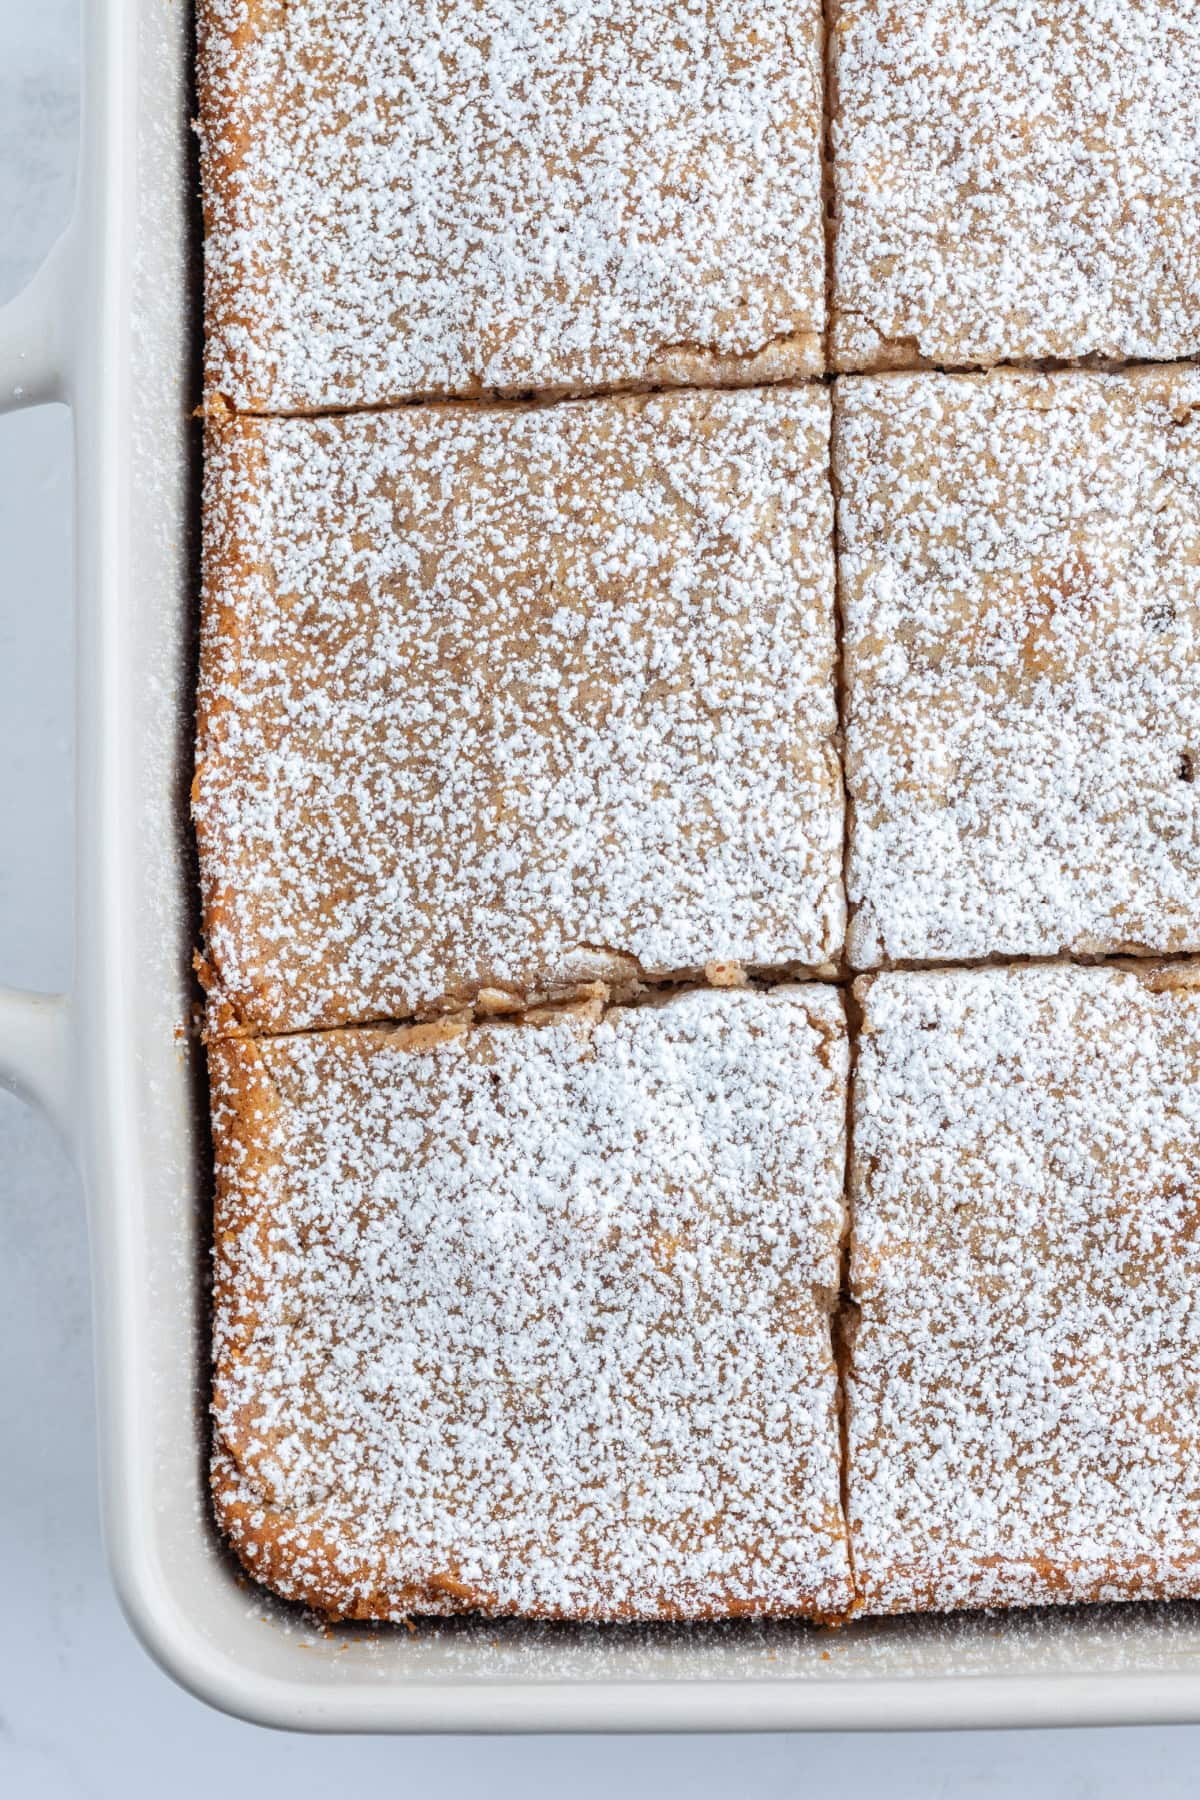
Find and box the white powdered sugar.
[196,386,844,1036]
[210,985,852,1620]
[838,368,1200,968]
[849,962,1200,1615]
[197,0,827,410]
[830,0,1200,370]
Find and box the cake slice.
[848,962,1200,1615]
[198,0,828,411]
[210,984,853,1621]
[196,387,844,1036]
[838,367,1200,968]
[829,0,1200,371]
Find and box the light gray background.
[1,3,1197,1791]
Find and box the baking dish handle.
[0,227,77,1143]
[0,229,75,409]
[0,990,72,1142]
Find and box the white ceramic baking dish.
[6,0,1200,1732]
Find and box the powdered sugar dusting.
[196,386,844,1036]
[197,0,827,410]
[196,0,1200,1639]
[830,0,1200,370]
[839,368,1200,967]
[211,984,852,1621]
[849,961,1200,1615]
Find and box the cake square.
[838,368,1200,968]
[848,962,1200,1616]
[197,0,828,411]
[196,386,844,1036]
[210,985,853,1622]
[829,0,1200,371]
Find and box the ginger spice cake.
[829,0,1200,372]
[838,368,1200,969]
[198,0,1200,1632]
[195,386,844,1037]
[848,962,1200,1616]
[210,985,853,1622]
[197,0,828,411]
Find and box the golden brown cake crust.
[209,988,853,1623]
[197,0,827,411]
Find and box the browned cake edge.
[196,4,275,413]
[191,418,272,1038]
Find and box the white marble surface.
[2,2,1199,1789]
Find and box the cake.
[837,367,1200,969]
[196,386,844,1037]
[210,985,854,1621]
[829,0,1200,371]
[198,2,1200,1633]
[848,961,1200,1614]
[197,0,828,412]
